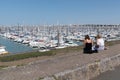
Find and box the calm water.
[0,36,33,54]
[91,65,120,80]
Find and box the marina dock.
[0,24,120,54]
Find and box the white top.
[97,38,104,46]
[97,38,105,50]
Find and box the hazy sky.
[0,0,120,25]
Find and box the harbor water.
[0,36,83,54]
[0,36,33,54]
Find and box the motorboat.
[0,46,8,55]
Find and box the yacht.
[38,47,50,52]
[0,46,8,55]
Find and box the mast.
[57,21,60,46]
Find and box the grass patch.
[105,40,120,46]
[0,51,56,62]
[37,77,44,80]
[0,65,8,69]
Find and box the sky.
[0,0,120,25]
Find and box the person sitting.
[83,35,93,54]
[96,34,105,51]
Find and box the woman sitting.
[83,35,93,54]
[96,34,105,50]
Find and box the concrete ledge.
[42,54,120,80]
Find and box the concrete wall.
[41,54,120,80]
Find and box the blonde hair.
[97,34,102,39]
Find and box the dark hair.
[85,35,90,40]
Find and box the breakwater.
[42,53,120,80]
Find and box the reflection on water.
[0,37,33,54]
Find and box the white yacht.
[0,46,8,55]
